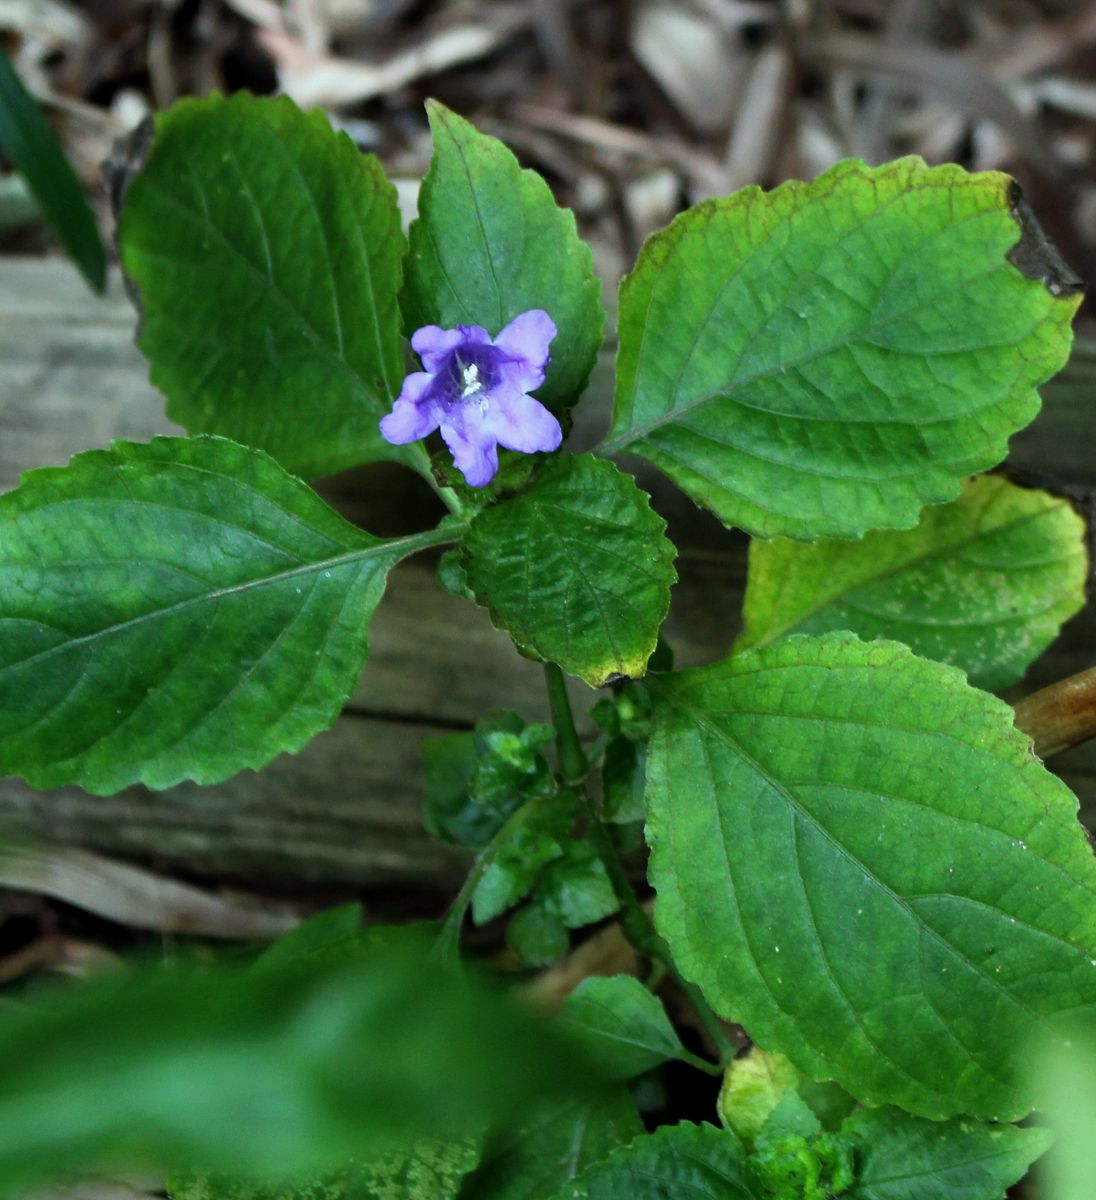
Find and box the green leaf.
[757,1092,823,1143]
[507,903,570,967]
[559,1123,758,1199]
[169,1135,481,1200]
[0,940,597,1194]
[748,1126,854,1200]
[255,903,363,971]
[718,1048,801,1145]
[535,843,619,929]
[645,633,1096,1119]
[424,713,555,848]
[118,93,415,480]
[602,737,646,824]
[403,101,603,414]
[0,436,450,794]
[462,455,676,687]
[555,975,688,1079]
[472,792,577,925]
[0,48,105,292]
[842,1107,1050,1200]
[605,158,1079,539]
[465,1088,642,1200]
[738,475,1088,690]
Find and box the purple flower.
[380,310,563,487]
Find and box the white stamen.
[460,362,483,399]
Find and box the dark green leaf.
[463,455,676,687]
[423,732,479,843]
[118,93,416,480]
[0,47,105,292]
[559,1123,758,1199]
[555,975,688,1079]
[0,436,449,793]
[404,101,603,414]
[465,1088,642,1200]
[0,942,598,1193]
[536,843,618,929]
[646,633,1096,1119]
[738,475,1088,690]
[605,159,1080,539]
[842,1107,1050,1200]
[255,903,363,971]
[602,737,646,824]
[472,792,577,924]
[507,903,570,967]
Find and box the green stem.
[543,663,587,783]
[542,663,734,1068]
[406,442,464,516]
[434,789,562,963]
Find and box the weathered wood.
[1,257,1094,889]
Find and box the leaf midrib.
[655,679,1049,1034]
[0,525,457,680]
[747,499,1071,648]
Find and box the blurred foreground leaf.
[0,937,598,1192]
[0,47,105,292]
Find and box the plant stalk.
[542,663,735,1066]
[1014,664,1096,759]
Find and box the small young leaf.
[0,436,446,793]
[559,1123,755,1199]
[404,101,603,414]
[738,475,1088,690]
[423,732,481,843]
[0,48,105,292]
[462,455,676,687]
[646,633,1096,1119]
[605,159,1080,539]
[535,843,619,929]
[748,1126,854,1200]
[118,93,415,480]
[757,1092,823,1143]
[718,1048,801,1144]
[842,1107,1051,1200]
[471,792,577,925]
[465,1089,642,1200]
[506,902,570,967]
[556,975,688,1079]
[424,713,555,848]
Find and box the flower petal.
[483,385,563,455]
[411,323,490,372]
[409,326,464,372]
[440,420,499,488]
[492,310,557,391]
[379,373,439,444]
